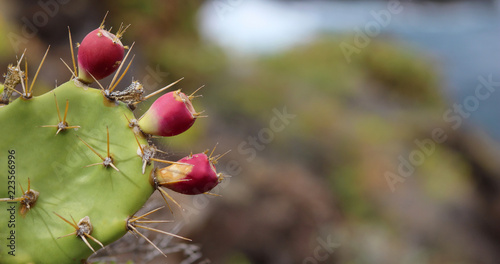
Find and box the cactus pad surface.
[0,79,155,263]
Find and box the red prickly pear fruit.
[156,153,220,195]
[77,28,125,83]
[138,90,198,137]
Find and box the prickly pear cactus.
[0,19,223,264]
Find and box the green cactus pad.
[0,79,155,263]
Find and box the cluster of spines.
[0,178,38,217]
[0,46,49,104]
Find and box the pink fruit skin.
[77,28,125,82]
[139,91,196,137]
[165,153,219,195]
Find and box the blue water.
[199,0,500,140]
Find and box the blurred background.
[1,0,500,263]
